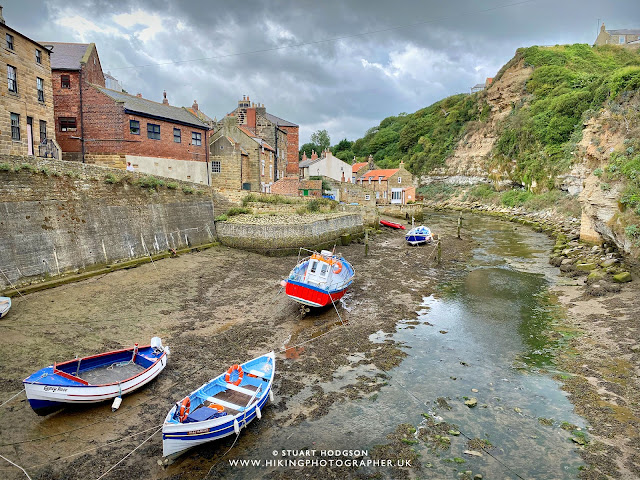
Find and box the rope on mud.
[0,266,24,297]
[25,423,164,470]
[94,425,162,480]
[0,453,32,479]
[0,388,24,408]
[204,432,241,479]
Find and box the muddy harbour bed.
[0,211,638,480]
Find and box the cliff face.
[432,52,640,257]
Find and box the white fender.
[111,396,122,412]
[255,406,261,420]
[233,419,240,435]
[269,390,274,402]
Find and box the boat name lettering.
[43,386,68,392]
[188,429,209,435]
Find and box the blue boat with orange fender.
[162,352,275,457]
[282,249,355,308]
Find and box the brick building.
[350,155,377,183]
[209,115,277,192]
[45,42,210,183]
[0,8,57,157]
[357,161,414,204]
[226,96,298,178]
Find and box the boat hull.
[0,297,10,319]
[23,346,167,415]
[284,280,348,307]
[380,220,406,229]
[405,234,431,245]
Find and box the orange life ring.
[179,397,190,422]
[208,403,225,412]
[225,364,244,386]
[332,261,343,274]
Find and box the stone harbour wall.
[216,213,364,255]
[0,155,217,289]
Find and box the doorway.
[27,117,33,156]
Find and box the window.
[320,263,328,276]
[211,161,221,173]
[60,117,77,132]
[398,176,402,184]
[376,192,380,199]
[37,77,44,102]
[368,177,371,184]
[379,176,383,184]
[310,261,317,274]
[365,194,371,201]
[10,113,20,140]
[191,131,201,146]
[392,191,402,201]
[6,34,14,50]
[147,123,160,140]
[269,164,273,179]
[174,128,181,143]
[383,191,387,199]
[261,159,265,176]
[39,120,47,143]
[129,120,140,135]
[619,35,626,44]
[7,65,17,93]
[35,49,42,64]
[61,75,70,89]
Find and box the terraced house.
[209,115,278,192]
[358,162,415,205]
[46,41,210,183]
[0,7,57,157]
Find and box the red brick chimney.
[302,152,307,162]
[162,90,169,105]
[192,100,199,112]
[136,93,142,97]
[246,107,256,128]
[311,150,318,161]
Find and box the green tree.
[299,142,321,160]
[310,129,331,152]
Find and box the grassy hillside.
[334,44,640,189]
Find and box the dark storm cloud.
[4,0,640,144]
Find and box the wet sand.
[0,217,471,480]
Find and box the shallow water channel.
[211,213,587,479]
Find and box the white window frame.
[364,194,370,201]
[37,77,44,102]
[7,65,17,93]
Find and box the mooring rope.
[0,453,32,479]
[94,426,162,480]
[0,388,25,408]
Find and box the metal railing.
[38,139,59,159]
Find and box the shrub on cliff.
[137,175,165,190]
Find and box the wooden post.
[457,214,462,239]
[437,238,442,264]
[365,229,369,256]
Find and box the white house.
[299,150,352,183]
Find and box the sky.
[4,0,640,145]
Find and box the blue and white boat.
[23,338,169,415]
[405,226,433,246]
[0,296,10,318]
[162,352,275,457]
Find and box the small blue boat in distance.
[162,352,275,458]
[0,296,11,319]
[405,226,433,246]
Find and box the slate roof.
[299,158,321,168]
[94,86,210,129]
[265,112,298,127]
[44,42,90,70]
[185,107,215,124]
[607,29,640,35]
[361,169,400,181]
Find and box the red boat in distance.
[379,219,406,230]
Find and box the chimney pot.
[136,93,142,97]
[162,90,169,105]
[192,100,199,111]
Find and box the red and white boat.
[379,219,406,230]
[282,250,355,308]
[23,338,169,415]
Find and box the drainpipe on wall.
[205,129,210,186]
[79,68,85,163]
